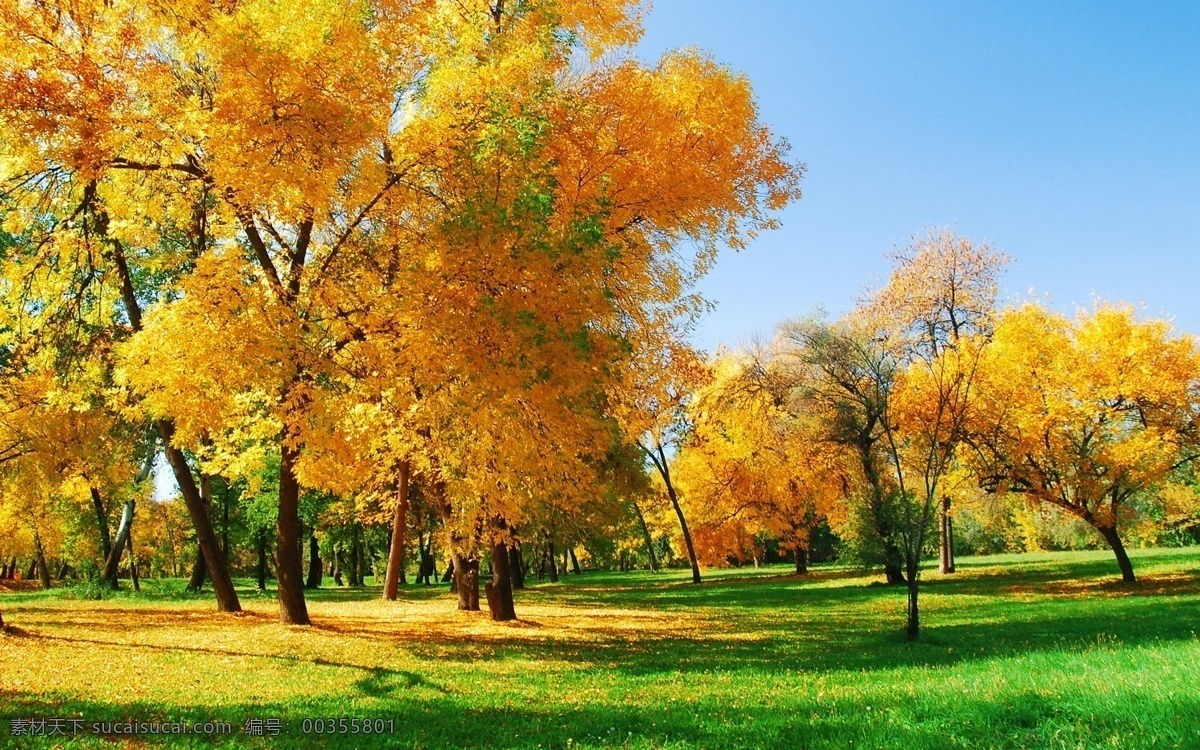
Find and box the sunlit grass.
[2,547,1198,749]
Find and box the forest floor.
[1,547,1198,749]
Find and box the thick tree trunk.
[631,499,659,572]
[509,545,525,589]
[794,545,808,574]
[276,444,311,625]
[305,533,322,589]
[939,496,955,574]
[451,552,480,611]
[256,531,268,591]
[1098,523,1136,583]
[160,421,241,612]
[90,487,112,564]
[486,538,517,621]
[102,501,135,587]
[34,531,51,590]
[382,462,410,601]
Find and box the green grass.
[2,547,1198,749]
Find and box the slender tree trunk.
[161,422,241,611]
[794,545,808,574]
[1097,523,1136,583]
[547,538,559,583]
[569,548,582,575]
[221,483,230,563]
[129,516,141,592]
[631,499,659,572]
[382,462,410,601]
[349,525,362,587]
[102,501,136,587]
[305,533,322,589]
[509,545,525,589]
[906,575,920,641]
[33,530,51,590]
[652,444,702,584]
[939,496,955,574]
[90,487,112,564]
[256,531,268,591]
[333,545,344,586]
[276,444,311,625]
[486,539,516,621]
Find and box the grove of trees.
[0,0,1197,642]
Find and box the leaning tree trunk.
[102,500,136,587]
[486,530,517,622]
[939,496,955,574]
[569,548,582,575]
[654,445,702,585]
[161,422,241,611]
[382,462,410,601]
[1097,523,1136,583]
[276,443,311,624]
[631,499,659,572]
[90,487,112,565]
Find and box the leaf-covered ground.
[2,547,1198,749]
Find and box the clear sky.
[633,0,1200,352]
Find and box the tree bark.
[653,444,702,584]
[276,443,311,624]
[906,575,920,641]
[631,499,659,572]
[305,533,322,589]
[90,486,112,565]
[508,545,525,589]
[794,545,808,574]
[939,496,955,574]
[33,530,51,589]
[382,462,410,601]
[188,544,207,591]
[569,548,582,575]
[451,552,480,611]
[486,537,517,621]
[161,422,241,611]
[102,500,135,587]
[546,537,559,583]
[1098,523,1136,583]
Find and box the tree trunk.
[276,443,311,625]
[906,576,920,641]
[102,500,135,587]
[486,539,517,621]
[349,524,362,587]
[128,516,141,592]
[90,486,112,565]
[33,530,51,590]
[1098,523,1136,583]
[188,545,207,591]
[382,462,410,601]
[305,533,322,589]
[569,548,582,575]
[654,445,702,585]
[221,482,230,562]
[332,545,344,586]
[546,538,559,583]
[256,531,268,591]
[939,496,955,574]
[160,421,241,612]
[509,545,525,589]
[794,545,808,574]
[631,499,659,572]
[883,540,906,584]
[451,552,480,611]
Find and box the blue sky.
[633,0,1200,352]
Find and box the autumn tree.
[964,303,1200,583]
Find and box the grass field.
[2,547,1198,749]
